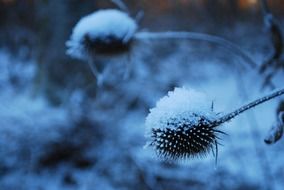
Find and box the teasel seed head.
[149,114,225,161]
[145,87,222,161]
[66,9,137,60]
[145,87,284,162]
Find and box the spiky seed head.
[66,9,137,60]
[145,87,222,161]
[150,115,224,160]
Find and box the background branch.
[111,0,129,13]
[135,31,257,69]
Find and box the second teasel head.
[66,9,138,60]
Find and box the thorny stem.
[214,87,284,126]
[134,31,257,68]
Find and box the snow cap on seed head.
[145,87,217,135]
[66,9,138,60]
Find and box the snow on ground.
[0,50,74,189]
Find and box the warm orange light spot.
[239,0,257,9]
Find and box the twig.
[87,58,104,87]
[111,0,129,13]
[258,0,283,88]
[135,10,144,24]
[123,47,132,80]
[214,87,284,125]
[259,0,271,15]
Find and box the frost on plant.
[145,87,222,161]
[145,87,284,162]
[66,9,138,60]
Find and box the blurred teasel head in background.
[66,9,138,60]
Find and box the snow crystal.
[145,87,217,135]
[66,9,137,59]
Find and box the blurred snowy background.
[0,0,284,189]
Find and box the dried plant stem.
[111,0,129,13]
[260,0,270,15]
[215,88,284,125]
[87,58,104,87]
[87,59,99,78]
[134,31,257,68]
[258,0,283,89]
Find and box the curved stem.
[134,31,257,68]
[87,58,99,79]
[87,58,104,87]
[258,0,283,89]
[214,87,284,126]
[111,0,129,13]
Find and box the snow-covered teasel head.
[145,87,222,161]
[145,87,284,162]
[66,9,138,60]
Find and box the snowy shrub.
[0,93,71,169]
[0,50,36,89]
[145,87,284,161]
[66,9,137,60]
